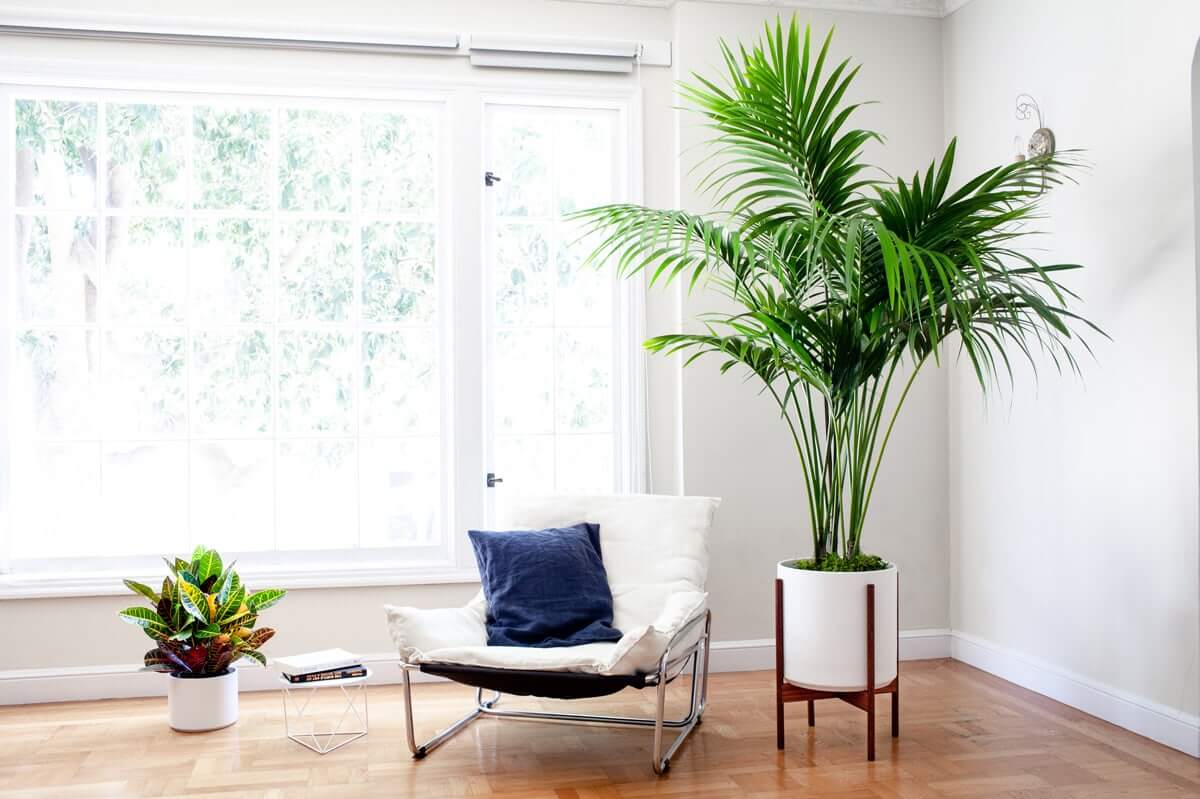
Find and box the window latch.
[484,171,501,187]
[486,472,503,488]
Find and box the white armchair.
[384,493,720,774]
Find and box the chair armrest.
[664,606,710,656]
[384,596,487,663]
[600,591,707,676]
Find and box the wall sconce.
[1013,93,1055,162]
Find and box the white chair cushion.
[495,493,718,633]
[384,493,719,675]
[386,590,706,675]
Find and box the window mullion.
[449,93,485,546]
[548,118,560,493]
[351,108,364,551]
[269,105,281,554]
[95,100,108,538]
[183,99,195,553]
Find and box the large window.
[0,83,639,588]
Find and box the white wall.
[672,2,949,640]
[944,0,1200,729]
[0,0,952,674]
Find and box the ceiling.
[562,0,973,18]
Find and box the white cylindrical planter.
[167,668,239,732]
[777,562,897,691]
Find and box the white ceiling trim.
[0,7,674,69]
[562,0,980,18]
[0,6,462,53]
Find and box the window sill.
[0,565,482,600]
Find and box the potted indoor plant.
[118,546,286,731]
[575,20,1096,692]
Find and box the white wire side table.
[279,668,371,754]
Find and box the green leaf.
[245,588,286,613]
[177,581,211,624]
[217,582,246,623]
[123,579,159,604]
[193,548,222,584]
[119,607,170,640]
[193,623,222,640]
[118,606,166,629]
[217,569,240,606]
[219,603,251,627]
[178,569,203,589]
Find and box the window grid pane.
[7,91,445,563]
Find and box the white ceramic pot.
[167,668,239,732]
[777,561,898,691]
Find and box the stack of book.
[276,649,366,684]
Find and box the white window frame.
[0,58,646,599]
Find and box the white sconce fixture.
[1013,93,1055,162]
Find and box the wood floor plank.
[0,660,1196,798]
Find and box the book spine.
[286,668,366,684]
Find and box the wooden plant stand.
[774,578,899,761]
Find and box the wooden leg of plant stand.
[866,583,876,762]
[892,573,899,738]
[807,700,814,726]
[775,578,785,750]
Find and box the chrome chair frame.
[400,610,712,774]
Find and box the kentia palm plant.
[574,19,1097,572]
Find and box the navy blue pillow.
[468,522,623,648]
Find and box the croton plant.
[118,546,286,676]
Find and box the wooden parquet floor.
[1,659,1197,798]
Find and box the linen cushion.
[468,522,623,648]
[495,494,718,633]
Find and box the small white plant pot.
[167,668,239,732]
[777,561,898,691]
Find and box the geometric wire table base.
[279,668,370,755]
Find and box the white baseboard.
[899,628,954,660]
[951,631,1200,758]
[0,651,432,705]
[0,629,951,706]
[11,629,1195,760]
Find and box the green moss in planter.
[786,553,890,572]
